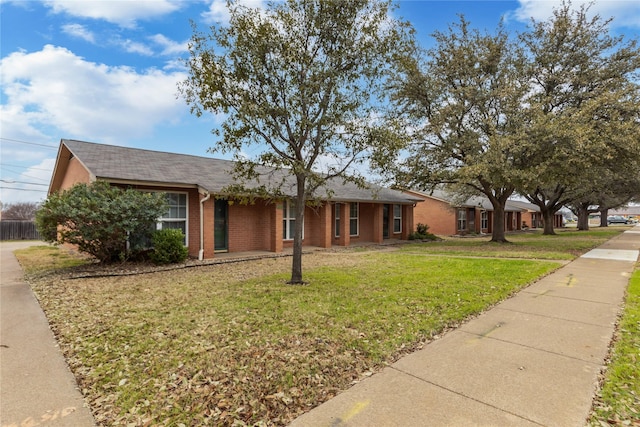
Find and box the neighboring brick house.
[405,189,525,236]
[49,139,420,259]
[406,190,566,236]
[506,200,564,229]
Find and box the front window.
[393,204,402,234]
[350,203,359,236]
[457,209,467,231]
[283,200,303,240]
[481,211,488,230]
[159,193,188,245]
[335,204,341,237]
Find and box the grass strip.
[589,268,640,426]
[401,229,623,260]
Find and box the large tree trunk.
[541,207,556,235]
[576,203,590,231]
[480,182,512,243]
[289,174,306,284]
[524,186,567,236]
[490,203,508,243]
[599,208,609,227]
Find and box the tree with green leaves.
[36,181,167,263]
[390,17,528,243]
[517,1,640,234]
[179,0,415,283]
[567,163,640,230]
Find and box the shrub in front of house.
[409,223,437,241]
[36,181,167,263]
[150,229,189,265]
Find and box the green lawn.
[589,268,640,425]
[14,229,628,426]
[402,228,624,260]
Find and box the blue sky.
[1,0,639,205]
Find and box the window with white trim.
[393,204,402,233]
[334,204,341,237]
[158,192,188,245]
[283,200,303,240]
[349,203,359,236]
[457,209,467,231]
[481,210,488,230]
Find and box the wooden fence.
[0,221,42,241]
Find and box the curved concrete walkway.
[1,241,95,427]
[290,226,640,427]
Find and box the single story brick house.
[505,200,564,229]
[406,190,564,236]
[49,139,421,259]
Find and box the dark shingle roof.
[61,139,419,204]
[410,189,527,212]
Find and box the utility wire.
[0,163,52,171]
[0,168,50,183]
[0,186,47,192]
[0,137,58,149]
[0,179,48,186]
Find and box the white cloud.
[0,45,188,146]
[150,34,188,55]
[61,23,96,43]
[513,0,640,29]
[162,58,188,71]
[120,38,155,56]
[202,0,266,25]
[43,0,183,28]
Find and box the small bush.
[409,223,437,241]
[416,223,430,235]
[150,229,189,265]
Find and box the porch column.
[402,204,414,240]
[517,212,522,230]
[271,201,283,253]
[202,197,215,259]
[318,203,332,248]
[372,204,383,244]
[337,202,351,247]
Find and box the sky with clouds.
[1,0,638,205]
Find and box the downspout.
[199,190,211,261]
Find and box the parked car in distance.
[607,215,630,225]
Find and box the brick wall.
[59,157,91,190]
[411,195,457,236]
[303,204,332,248]
[402,204,414,239]
[227,200,273,252]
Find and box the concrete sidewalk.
[290,226,640,427]
[1,241,95,427]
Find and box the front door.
[214,199,228,252]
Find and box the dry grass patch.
[17,245,560,426]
